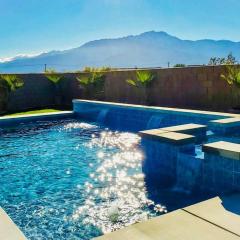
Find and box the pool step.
[209,117,240,134]
[139,130,196,145]
[139,123,207,144]
[203,141,240,160]
[160,123,207,135]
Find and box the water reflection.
[71,131,167,233]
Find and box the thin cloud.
[0,53,42,63]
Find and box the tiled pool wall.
[73,100,229,131]
[73,100,240,195]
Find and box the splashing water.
[63,122,98,131]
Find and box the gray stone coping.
[202,141,240,160]
[0,208,27,240]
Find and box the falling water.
[146,115,164,129]
[96,109,109,124]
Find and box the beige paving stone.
[0,208,27,240]
[160,123,207,133]
[139,129,168,138]
[211,118,240,125]
[139,130,195,145]
[203,141,240,160]
[94,209,239,240]
[184,194,240,236]
[0,111,73,120]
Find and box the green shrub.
[83,66,112,73]
[174,64,186,67]
[221,65,240,87]
[221,65,240,109]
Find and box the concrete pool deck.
[95,193,240,240]
[0,208,27,240]
[1,194,240,240]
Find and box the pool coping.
[94,194,240,240]
[0,111,73,120]
[73,99,240,119]
[0,111,74,126]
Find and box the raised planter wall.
[0,65,239,113]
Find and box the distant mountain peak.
[140,30,169,36]
[0,31,240,73]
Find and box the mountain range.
[1,31,240,73]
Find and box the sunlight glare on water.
[0,119,166,240]
[71,130,167,234]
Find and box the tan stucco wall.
[0,65,239,113]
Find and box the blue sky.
[1,0,240,59]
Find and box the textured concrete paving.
[184,194,240,236]
[0,208,27,240]
[94,194,240,240]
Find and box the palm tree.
[44,69,63,106]
[76,71,105,100]
[0,74,24,112]
[126,70,155,104]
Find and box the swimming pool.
[0,100,239,239]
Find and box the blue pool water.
[0,118,212,240]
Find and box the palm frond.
[126,71,155,88]
[0,75,24,92]
[45,69,62,84]
[221,65,240,87]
